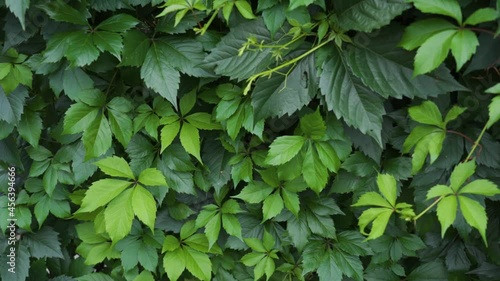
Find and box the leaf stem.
[243,37,333,95]
[413,195,444,221]
[466,27,496,36]
[465,123,488,162]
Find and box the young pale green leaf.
[265,135,305,166]
[357,208,393,240]
[160,120,181,153]
[78,179,132,213]
[263,230,275,251]
[132,185,157,231]
[464,8,498,26]
[281,188,300,217]
[450,30,479,71]
[444,106,466,124]
[235,0,256,19]
[241,252,266,266]
[221,199,242,214]
[486,83,500,94]
[185,113,222,130]
[402,125,439,153]
[414,29,457,76]
[133,271,155,281]
[221,213,242,240]
[204,213,221,248]
[412,0,462,24]
[426,185,453,200]
[487,96,500,128]
[352,192,392,208]
[232,182,274,203]
[376,174,397,206]
[244,238,266,252]
[180,89,196,116]
[138,168,167,186]
[180,220,198,240]
[95,14,139,32]
[105,188,134,243]
[459,179,500,196]
[95,156,135,179]
[179,122,202,162]
[458,196,488,245]
[184,247,212,281]
[399,18,456,50]
[162,235,181,252]
[302,143,328,193]
[408,101,444,128]
[450,160,475,191]
[262,192,284,221]
[163,248,186,281]
[436,195,457,237]
[300,109,326,139]
[314,142,341,173]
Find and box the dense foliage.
[1,0,500,280]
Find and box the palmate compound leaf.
[319,45,384,145]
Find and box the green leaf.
[265,135,305,166]
[302,143,328,193]
[465,8,498,25]
[436,195,457,237]
[204,213,221,248]
[18,110,42,147]
[64,103,99,134]
[317,251,343,280]
[352,192,392,208]
[400,18,457,50]
[163,248,186,281]
[449,160,475,191]
[65,32,100,67]
[96,14,139,32]
[78,179,132,213]
[281,188,300,216]
[235,0,256,19]
[358,208,393,240]
[300,109,326,139]
[233,181,275,203]
[332,249,364,281]
[315,142,341,172]
[376,174,397,206]
[95,156,135,179]
[121,30,150,67]
[222,214,242,239]
[487,96,500,128]
[141,43,180,108]
[0,87,28,124]
[221,199,242,214]
[180,122,202,162]
[486,83,500,94]
[24,227,64,258]
[38,0,89,25]
[414,29,457,76]
[185,113,222,130]
[162,235,181,252]
[444,105,466,124]
[93,31,123,60]
[459,179,500,196]
[412,0,462,24]
[105,188,134,243]
[5,0,29,30]
[160,121,181,152]
[82,114,112,159]
[450,30,479,71]
[244,238,266,252]
[184,247,212,281]
[262,192,284,221]
[407,261,448,281]
[459,196,488,245]
[132,185,157,231]
[133,271,155,281]
[335,0,410,32]
[156,38,213,77]
[138,168,167,186]
[408,101,444,128]
[320,46,384,144]
[341,152,377,177]
[426,184,453,199]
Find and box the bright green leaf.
[132,185,157,231]
[458,196,488,245]
[95,156,135,179]
[179,122,202,162]
[105,188,134,243]
[265,135,305,166]
[436,195,457,237]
